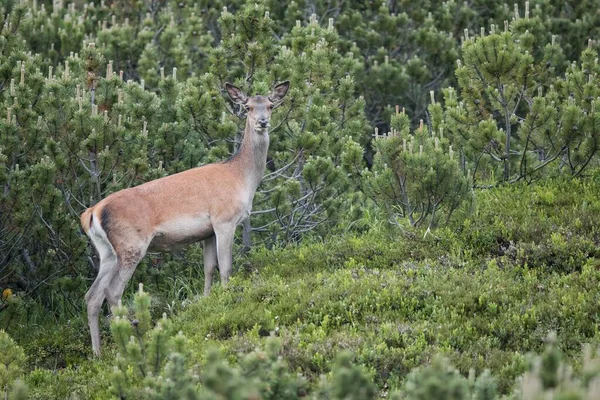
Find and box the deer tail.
[80,207,95,235]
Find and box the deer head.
[225,81,290,132]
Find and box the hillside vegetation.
[2,176,600,398]
[1,0,600,398]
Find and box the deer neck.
[231,118,270,194]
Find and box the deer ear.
[225,83,248,105]
[269,81,290,104]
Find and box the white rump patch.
[89,212,117,274]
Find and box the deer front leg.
[214,224,236,289]
[203,235,217,296]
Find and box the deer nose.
[258,118,269,128]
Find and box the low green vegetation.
[2,1,600,398]
[2,175,600,398]
[2,0,600,317]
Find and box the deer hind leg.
[203,235,218,296]
[214,224,236,288]
[85,221,119,356]
[86,267,117,357]
[104,241,150,312]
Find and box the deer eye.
[268,104,274,110]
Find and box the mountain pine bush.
[1,1,600,398]
[346,106,472,229]
[443,20,600,184]
[0,330,27,400]
[1,0,599,315]
[0,1,368,317]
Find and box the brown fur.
[80,208,93,234]
[83,163,248,252]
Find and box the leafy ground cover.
[3,174,600,398]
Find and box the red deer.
[80,81,290,355]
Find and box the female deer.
[80,81,290,355]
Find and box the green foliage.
[3,174,600,398]
[511,333,600,400]
[25,359,112,400]
[352,108,472,228]
[444,22,600,184]
[9,379,28,400]
[401,357,471,400]
[0,0,368,324]
[200,338,308,399]
[109,283,197,399]
[393,358,498,400]
[1,0,600,331]
[458,177,600,273]
[0,330,26,399]
[108,285,309,399]
[2,1,600,399]
[328,352,378,400]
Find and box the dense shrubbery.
[0,330,27,399]
[1,0,600,317]
[447,28,600,185]
[0,0,368,319]
[346,108,473,229]
[1,175,599,398]
[1,0,600,398]
[0,0,597,316]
